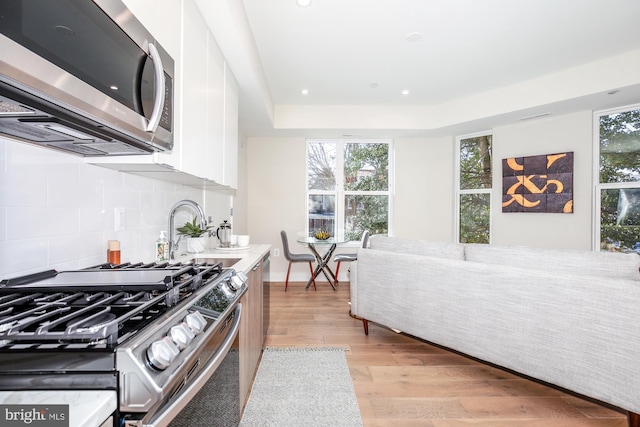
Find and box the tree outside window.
[457,133,492,243]
[307,140,390,241]
[597,106,640,252]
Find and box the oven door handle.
[142,303,243,427]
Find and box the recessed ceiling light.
[402,89,410,96]
[370,83,378,88]
[296,0,312,7]
[301,89,309,95]
[406,32,423,42]
[110,85,119,91]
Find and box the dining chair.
[333,230,369,286]
[280,230,316,291]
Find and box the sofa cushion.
[464,243,640,281]
[368,236,466,260]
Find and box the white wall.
[231,132,249,235]
[0,137,231,279]
[245,109,598,282]
[394,136,456,241]
[246,137,308,282]
[492,111,593,249]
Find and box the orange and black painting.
[502,152,573,213]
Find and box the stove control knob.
[147,336,180,371]
[184,311,207,335]
[169,322,195,350]
[231,272,247,290]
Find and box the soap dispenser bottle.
[156,231,169,263]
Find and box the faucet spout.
[168,199,208,260]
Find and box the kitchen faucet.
[168,199,208,260]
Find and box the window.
[595,105,640,252]
[456,132,492,243]
[307,139,391,241]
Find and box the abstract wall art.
[502,152,573,213]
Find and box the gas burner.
[69,312,117,335]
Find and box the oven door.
[125,304,242,427]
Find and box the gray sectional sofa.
[349,236,640,425]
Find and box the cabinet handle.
[252,262,261,271]
[145,43,166,133]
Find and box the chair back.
[361,230,370,248]
[280,230,293,261]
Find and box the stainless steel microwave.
[0,0,174,156]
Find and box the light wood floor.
[264,280,628,427]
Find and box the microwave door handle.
[145,43,166,133]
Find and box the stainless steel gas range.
[0,261,247,427]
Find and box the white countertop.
[174,243,271,273]
[0,390,116,427]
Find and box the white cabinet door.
[223,64,239,189]
[205,32,226,184]
[180,0,210,179]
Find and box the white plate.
[217,245,251,251]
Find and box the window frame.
[306,138,393,243]
[593,103,640,251]
[455,131,493,244]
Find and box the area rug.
[239,346,363,427]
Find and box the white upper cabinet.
[223,63,239,189]
[89,0,240,190]
[204,31,226,184]
[180,0,212,179]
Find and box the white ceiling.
[201,0,640,138]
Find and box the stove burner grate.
[0,261,224,349]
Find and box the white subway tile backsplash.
[7,207,79,239]
[0,208,5,241]
[0,238,48,277]
[5,139,74,177]
[104,186,142,210]
[124,172,155,193]
[49,233,103,265]
[73,179,105,208]
[78,208,112,233]
[1,172,47,207]
[125,208,144,229]
[0,138,5,172]
[78,159,122,184]
[47,176,82,207]
[1,137,230,279]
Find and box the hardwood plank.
[458,396,585,419]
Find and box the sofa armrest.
[350,247,455,331]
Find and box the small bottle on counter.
[156,231,169,263]
[107,240,121,264]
